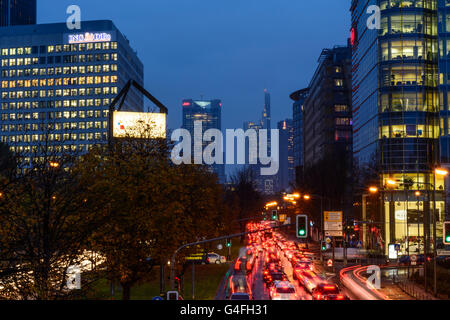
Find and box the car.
[229,292,252,300]
[312,283,343,300]
[265,271,288,288]
[323,294,349,300]
[293,261,313,273]
[229,274,250,295]
[296,270,321,293]
[269,281,298,300]
[206,253,226,264]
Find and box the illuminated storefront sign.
[113,111,166,139]
[68,32,112,44]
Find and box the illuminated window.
[48,46,54,53]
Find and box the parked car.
[206,253,226,264]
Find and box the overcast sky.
[38,0,350,132]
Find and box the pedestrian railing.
[396,280,437,300]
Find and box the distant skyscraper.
[182,99,225,183]
[276,119,294,192]
[0,0,36,27]
[243,90,275,195]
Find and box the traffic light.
[296,215,308,238]
[226,239,232,248]
[321,241,326,251]
[444,221,450,245]
[272,210,278,221]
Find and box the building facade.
[276,119,294,192]
[181,98,225,183]
[351,0,445,256]
[291,88,309,183]
[0,20,144,158]
[303,44,353,168]
[0,0,36,27]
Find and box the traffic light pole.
[169,223,296,291]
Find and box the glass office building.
[276,119,295,193]
[0,20,144,159]
[351,0,445,256]
[0,0,36,27]
[290,88,308,181]
[182,99,225,183]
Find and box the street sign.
[327,259,333,267]
[356,240,363,248]
[279,214,287,223]
[325,237,332,244]
[411,254,417,266]
[325,230,343,237]
[324,211,343,237]
[217,244,223,250]
[152,296,163,301]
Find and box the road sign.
[324,211,343,237]
[152,296,163,301]
[356,240,363,248]
[325,237,332,244]
[325,230,343,237]
[411,254,417,266]
[217,244,223,250]
[279,214,287,223]
[327,259,333,267]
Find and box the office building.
[290,88,308,184]
[276,119,294,192]
[0,20,144,158]
[182,98,225,183]
[0,0,36,27]
[351,0,445,256]
[303,44,353,168]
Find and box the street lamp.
[303,195,311,200]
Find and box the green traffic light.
[446,235,450,243]
[298,229,305,236]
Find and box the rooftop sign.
[68,32,112,44]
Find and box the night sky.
[38,0,350,131]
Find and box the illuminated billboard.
[112,111,166,139]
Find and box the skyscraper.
[0,0,36,27]
[276,119,294,192]
[351,0,444,256]
[181,99,225,183]
[242,90,275,195]
[0,20,144,156]
[290,88,309,184]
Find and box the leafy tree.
[78,124,225,299]
[0,137,107,299]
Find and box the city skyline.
[36,0,350,132]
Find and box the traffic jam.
[227,221,349,300]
